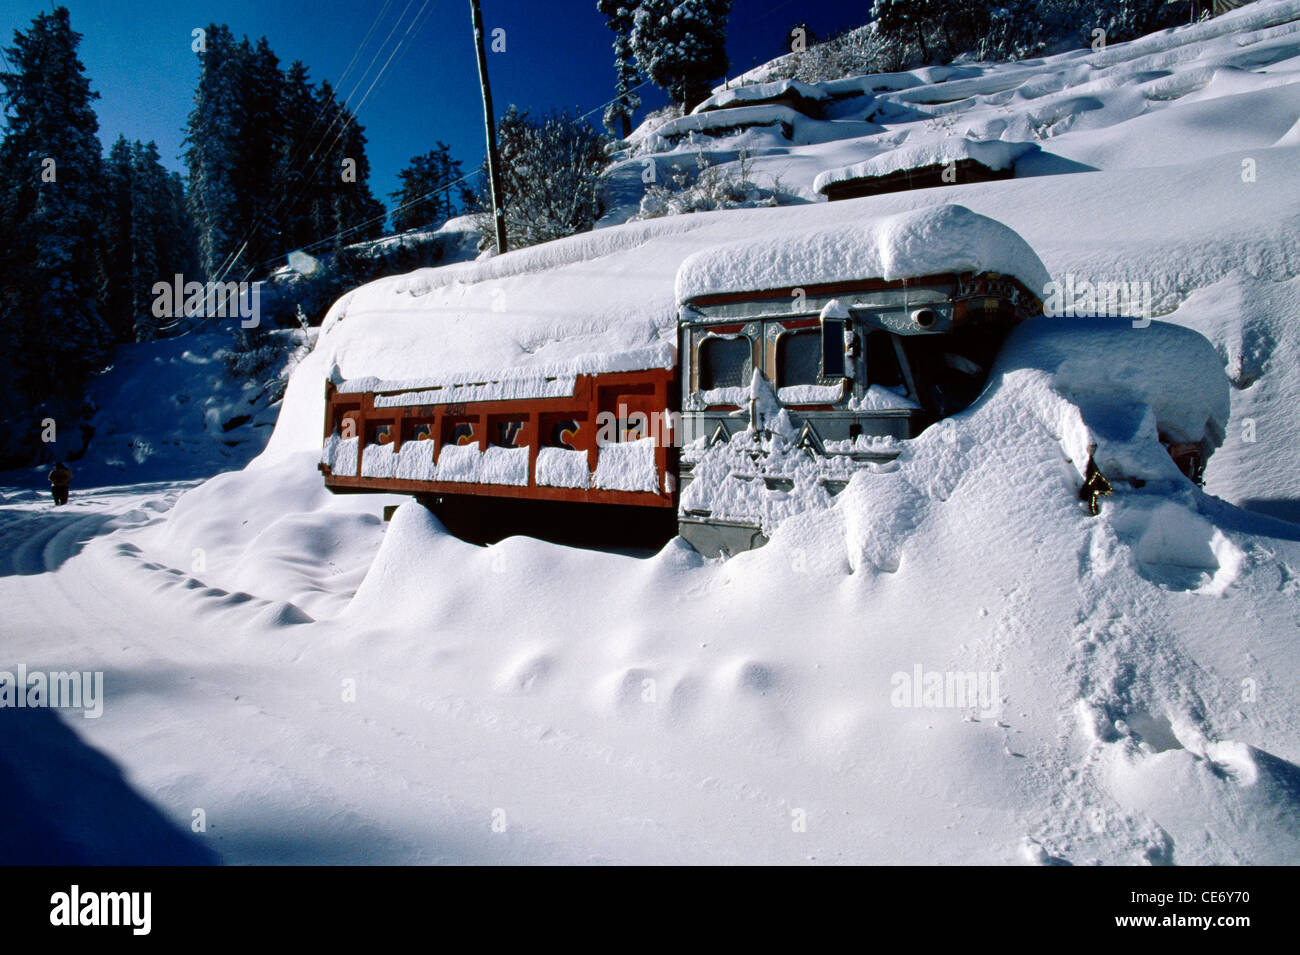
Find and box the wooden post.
[470,0,508,255]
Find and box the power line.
[209,1,436,285]
[250,67,661,273]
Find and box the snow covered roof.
[644,105,801,149]
[674,205,1052,304]
[692,79,829,114]
[813,140,1034,196]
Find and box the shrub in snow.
[766,22,913,83]
[764,0,1194,84]
[631,150,784,220]
[220,327,314,403]
[259,229,458,330]
[471,107,610,251]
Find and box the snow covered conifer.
[280,60,320,252]
[474,106,608,250]
[101,135,137,343]
[391,144,464,232]
[631,0,733,112]
[183,24,245,279]
[597,1,643,138]
[128,140,197,341]
[872,0,937,63]
[0,4,111,453]
[231,36,287,273]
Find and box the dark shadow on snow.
[1200,494,1300,543]
[0,707,219,864]
[0,511,114,577]
[1235,497,1300,529]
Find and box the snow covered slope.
[4,2,1300,865]
[612,0,1300,205]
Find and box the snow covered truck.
[317,205,1208,556]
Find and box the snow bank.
[675,204,1052,302]
[643,104,801,147]
[997,317,1230,483]
[311,300,1298,862]
[138,449,398,620]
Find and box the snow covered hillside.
[3,1,1300,864]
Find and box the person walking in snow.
[49,462,72,506]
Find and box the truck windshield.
[777,330,820,388]
[699,336,751,390]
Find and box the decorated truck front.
[675,273,1043,555]
[671,206,1051,556]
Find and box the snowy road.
[5,482,975,864]
[9,468,1294,865]
[0,485,602,863]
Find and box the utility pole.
[470,0,508,255]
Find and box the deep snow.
[3,0,1300,864]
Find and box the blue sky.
[1,0,870,212]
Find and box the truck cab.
[676,271,1043,556]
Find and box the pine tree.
[101,135,136,343]
[129,140,197,341]
[183,23,244,279]
[99,137,198,342]
[163,171,200,297]
[317,88,386,248]
[598,1,642,138]
[873,0,937,63]
[296,80,385,252]
[231,36,286,275]
[630,0,732,111]
[0,5,110,447]
[280,60,320,252]
[184,31,387,277]
[391,143,464,232]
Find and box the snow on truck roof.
[674,204,1051,304]
[320,204,1049,394]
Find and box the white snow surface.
[535,447,590,489]
[4,2,1300,865]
